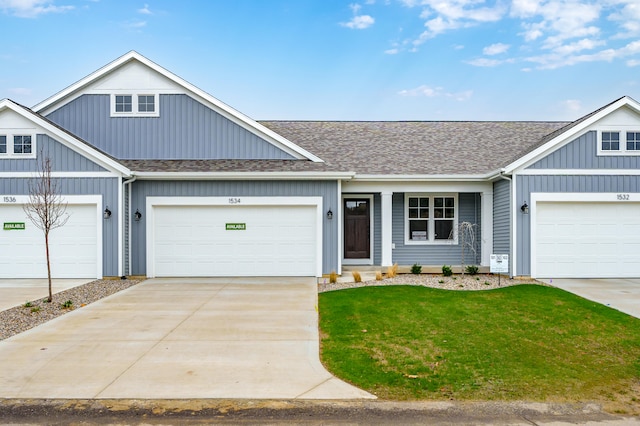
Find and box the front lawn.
[319,285,640,408]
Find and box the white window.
[405,194,458,244]
[111,93,159,117]
[0,132,36,158]
[598,130,640,156]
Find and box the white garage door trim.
[0,194,103,278]
[530,192,640,278]
[145,196,324,278]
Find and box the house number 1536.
[3,196,17,203]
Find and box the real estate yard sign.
[490,254,509,286]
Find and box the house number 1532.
[617,194,630,201]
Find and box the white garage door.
[535,202,640,278]
[151,205,318,277]
[0,203,99,278]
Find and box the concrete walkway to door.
[540,278,640,319]
[0,277,374,399]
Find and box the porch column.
[381,191,393,267]
[481,190,493,266]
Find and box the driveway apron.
[0,277,374,399]
[541,278,640,319]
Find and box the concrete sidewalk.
[0,279,91,311]
[0,277,374,400]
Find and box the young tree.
[23,154,69,302]
[455,221,478,275]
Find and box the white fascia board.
[32,51,324,163]
[352,173,493,181]
[504,96,640,174]
[0,100,130,176]
[0,172,119,178]
[133,171,355,180]
[518,168,640,176]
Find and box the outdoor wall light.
[134,209,142,221]
[103,207,112,219]
[520,201,529,214]
[327,209,333,220]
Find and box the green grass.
[319,285,640,405]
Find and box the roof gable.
[0,99,129,175]
[504,96,640,173]
[33,51,323,163]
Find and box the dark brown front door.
[344,199,370,259]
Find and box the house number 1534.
[228,198,241,204]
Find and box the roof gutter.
[131,171,357,181]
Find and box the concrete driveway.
[0,279,91,311]
[0,277,374,399]
[540,278,640,319]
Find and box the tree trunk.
[45,231,52,303]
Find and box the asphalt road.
[1,400,639,425]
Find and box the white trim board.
[518,169,640,176]
[145,196,324,278]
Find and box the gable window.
[601,131,620,151]
[115,95,132,112]
[627,132,640,151]
[111,93,159,117]
[405,194,458,244]
[0,132,36,158]
[13,135,32,154]
[138,95,155,112]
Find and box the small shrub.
[465,265,479,275]
[23,301,33,308]
[30,306,40,313]
[484,281,491,286]
[387,263,399,278]
[61,300,73,309]
[438,280,444,284]
[329,270,338,284]
[352,271,362,283]
[411,263,422,274]
[375,271,383,281]
[475,277,480,281]
[442,265,453,277]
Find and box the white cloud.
[561,99,582,112]
[341,14,375,29]
[398,84,472,101]
[526,39,640,69]
[385,48,399,54]
[8,87,31,96]
[466,57,503,67]
[138,3,152,15]
[124,19,147,30]
[349,3,362,14]
[0,0,73,18]
[483,43,510,55]
[627,59,640,67]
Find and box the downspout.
[498,171,514,278]
[123,176,137,277]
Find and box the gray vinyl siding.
[46,94,296,160]
[0,177,120,276]
[129,180,339,276]
[528,131,640,169]
[0,134,106,172]
[493,179,511,256]
[391,192,482,266]
[516,175,640,275]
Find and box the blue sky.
[0,0,639,121]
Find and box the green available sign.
[4,222,25,231]
[225,223,246,230]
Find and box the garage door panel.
[152,204,317,277]
[0,204,98,278]
[535,201,640,278]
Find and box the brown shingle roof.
[260,121,569,175]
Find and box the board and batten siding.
[391,192,482,266]
[492,179,511,257]
[45,94,296,160]
[0,177,120,276]
[516,175,640,276]
[1,135,106,172]
[528,131,640,169]
[129,180,339,276]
